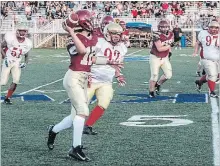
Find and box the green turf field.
[1,48,220,166]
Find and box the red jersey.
[150,31,174,58]
[93,27,104,38]
[122,29,129,36]
[67,33,98,72]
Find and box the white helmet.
[103,23,123,45]
[208,20,219,35]
[16,23,28,39]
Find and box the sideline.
[210,97,220,166]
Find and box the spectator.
[25,3,32,15]
[161,1,169,13]
[173,24,183,50]
[111,6,119,18]
[131,7,138,18]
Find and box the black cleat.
[149,91,155,98]
[83,126,98,135]
[68,145,91,162]
[4,98,12,104]
[195,80,202,92]
[155,83,161,95]
[196,72,201,77]
[47,125,58,150]
[210,91,218,98]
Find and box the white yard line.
[19,78,64,95]
[210,97,220,166]
[125,49,144,56]
[172,94,178,103]
[44,94,55,101]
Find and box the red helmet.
[119,20,126,30]
[100,15,114,32]
[208,20,219,35]
[75,10,93,32]
[158,20,170,34]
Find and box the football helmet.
[16,23,28,39]
[158,20,170,34]
[119,20,126,30]
[104,23,123,45]
[100,16,114,32]
[75,9,93,32]
[208,20,219,35]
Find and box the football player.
[119,20,130,47]
[93,15,114,38]
[194,20,220,97]
[1,23,32,104]
[47,11,122,161]
[83,23,127,135]
[148,20,174,97]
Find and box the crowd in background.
[0,1,219,46]
[1,1,219,21]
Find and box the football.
[65,12,79,28]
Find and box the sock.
[199,75,207,84]
[208,80,215,92]
[156,82,160,86]
[73,115,85,147]
[85,106,104,127]
[52,115,72,133]
[6,89,15,99]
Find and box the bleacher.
[0,1,219,48]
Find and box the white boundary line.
[205,94,208,103]
[210,97,220,166]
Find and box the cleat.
[195,80,202,92]
[149,91,155,98]
[210,91,218,98]
[4,98,12,104]
[68,146,91,162]
[155,83,160,95]
[83,126,98,135]
[196,72,201,77]
[47,125,58,150]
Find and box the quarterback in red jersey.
[47,9,97,162]
[47,11,121,161]
[148,20,174,97]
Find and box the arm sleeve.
[4,32,12,44]
[152,32,160,42]
[197,31,202,43]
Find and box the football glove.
[168,52,172,60]
[19,63,26,68]
[170,42,175,47]
[116,75,126,86]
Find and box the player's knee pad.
[208,75,218,82]
[150,74,159,82]
[0,81,7,86]
[75,104,90,117]
[164,72,172,80]
[97,98,111,110]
